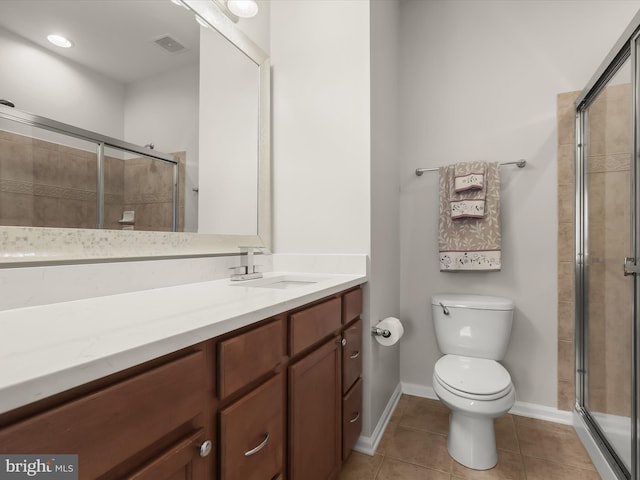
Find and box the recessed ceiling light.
[47,34,73,48]
[227,0,258,18]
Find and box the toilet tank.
[431,294,514,360]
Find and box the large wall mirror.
[0,0,270,265]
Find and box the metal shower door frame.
[574,11,640,479]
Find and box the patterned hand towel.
[454,161,485,192]
[439,162,501,271]
[450,161,487,219]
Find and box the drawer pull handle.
[244,432,270,456]
[199,439,213,458]
[349,351,360,359]
[349,411,360,423]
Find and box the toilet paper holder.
[371,327,392,338]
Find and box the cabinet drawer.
[342,318,362,394]
[218,318,285,399]
[342,377,363,461]
[290,297,341,357]
[342,288,363,324]
[0,351,206,479]
[220,373,285,480]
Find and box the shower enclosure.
[574,10,640,480]
[0,105,181,232]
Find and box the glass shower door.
[583,56,633,473]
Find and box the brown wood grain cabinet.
[0,350,213,480]
[342,318,363,395]
[342,378,363,461]
[0,286,364,480]
[289,337,342,480]
[220,373,285,480]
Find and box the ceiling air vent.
[153,35,186,54]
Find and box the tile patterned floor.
[340,395,600,480]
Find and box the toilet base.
[447,411,497,470]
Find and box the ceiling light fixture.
[194,14,211,29]
[47,34,73,48]
[226,0,258,18]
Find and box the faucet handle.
[229,265,248,275]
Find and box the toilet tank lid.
[431,294,514,311]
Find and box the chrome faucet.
[230,246,270,281]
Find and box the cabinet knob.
[341,338,347,347]
[199,439,213,458]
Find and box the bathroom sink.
[231,275,329,289]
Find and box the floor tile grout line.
[380,452,453,477]
[512,414,528,480]
[519,452,599,473]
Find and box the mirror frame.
[0,0,271,266]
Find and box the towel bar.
[415,159,526,176]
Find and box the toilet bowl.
[431,294,516,470]
[432,354,515,469]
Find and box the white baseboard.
[353,382,402,456]
[352,381,574,457]
[401,382,437,400]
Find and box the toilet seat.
[434,354,512,401]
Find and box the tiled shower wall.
[0,129,184,231]
[557,85,631,415]
[557,90,577,411]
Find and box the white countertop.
[0,272,366,415]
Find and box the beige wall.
[557,83,632,414]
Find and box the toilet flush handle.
[439,302,450,315]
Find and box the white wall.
[270,0,371,255]
[272,0,397,438]
[398,0,640,408]
[198,27,258,236]
[0,27,124,139]
[368,0,401,437]
[125,65,200,232]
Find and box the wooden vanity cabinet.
[341,298,363,461]
[342,318,363,395]
[219,373,285,480]
[342,378,363,461]
[289,337,342,480]
[287,288,363,480]
[217,317,287,480]
[218,316,286,400]
[0,285,364,480]
[0,349,214,480]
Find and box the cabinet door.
[125,429,209,480]
[342,318,362,394]
[289,337,341,480]
[220,373,285,480]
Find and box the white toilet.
[431,294,516,470]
